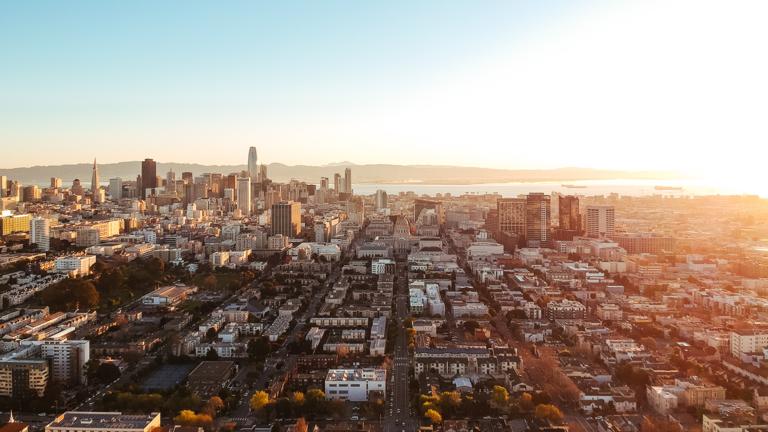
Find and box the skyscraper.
[248,147,258,181]
[258,164,268,183]
[90,158,99,200]
[525,193,551,246]
[166,171,176,193]
[585,205,615,239]
[271,201,301,237]
[558,195,581,232]
[109,178,122,200]
[344,168,352,196]
[374,189,388,210]
[50,177,62,189]
[333,173,342,193]
[414,198,445,225]
[141,158,157,199]
[237,177,251,215]
[31,217,50,252]
[497,198,526,236]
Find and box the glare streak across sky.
[0,0,766,185]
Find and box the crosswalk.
[227,417,252,424]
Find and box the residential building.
[585,205,615,239]
[325,368,386,402]
[272,201,301,237]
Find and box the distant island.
[0,161,679,186]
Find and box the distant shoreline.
[356,177,685,186]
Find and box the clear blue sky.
[1,0,767,183]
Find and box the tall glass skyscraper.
[248,147,258,181]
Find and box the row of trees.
[250,389,346,420]
[40,278,99,311]
[416,388,563,424]
[98,387,209,416]
[172,396,226,429]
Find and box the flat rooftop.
[47,412,160,430]
[326,368,386,382]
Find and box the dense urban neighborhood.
[1,151,768,432]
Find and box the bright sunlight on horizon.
[1,0,766,194]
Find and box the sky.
[1,0,767,183]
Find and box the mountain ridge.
[0,161,680,186]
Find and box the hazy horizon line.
[0,159,680,174]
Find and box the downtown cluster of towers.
[101,147,353,227]
[490,193,615,249]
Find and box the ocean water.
[352,178,766,198]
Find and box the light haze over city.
[2,0,767,187]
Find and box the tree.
[439,391,462,411]
[40,278,100,311]
[534,404,564,423]
[424,409,443,424]
[93,362,121,384]
[304,389,326,415]
[250,391,271,411]
[248,337,271,360]
[490,385,510,411]
[640,337,658,350]
[519,392,534,411]
[174,410,213,427]
[291,391,305,407]
[642,417,683,432]
[145,257,166,279]
[294,418,308,432]
[203,396,224,416]
[201,274,218,290]
[205,348,219,360]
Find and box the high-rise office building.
[237,177,251,215]
[525,193,551,246]
[109,178,122,200]
[375,189,388,210]
[141,159,157,198]
[224,174,238,193]
[258,164,268,183]
[166,171,176,193]
[333,173,342,193]
[31,217,50,251]
[248,147,258,181]
[558,195,581,232]
[50,177,62,189]
[497,198,526,236]
[271,201,301,237]
[0,176,7,196]
[71,179,83,196]
[414,199,445,225]
[140,158,157,198]
[22,185,41,202]
[90,158,100,201]
[181,171,193,183]
[344,168,352,196]
[585,205,615,239]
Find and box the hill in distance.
[0,161,679,187]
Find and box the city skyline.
[4,1,768,432]
[2,1,767,185]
